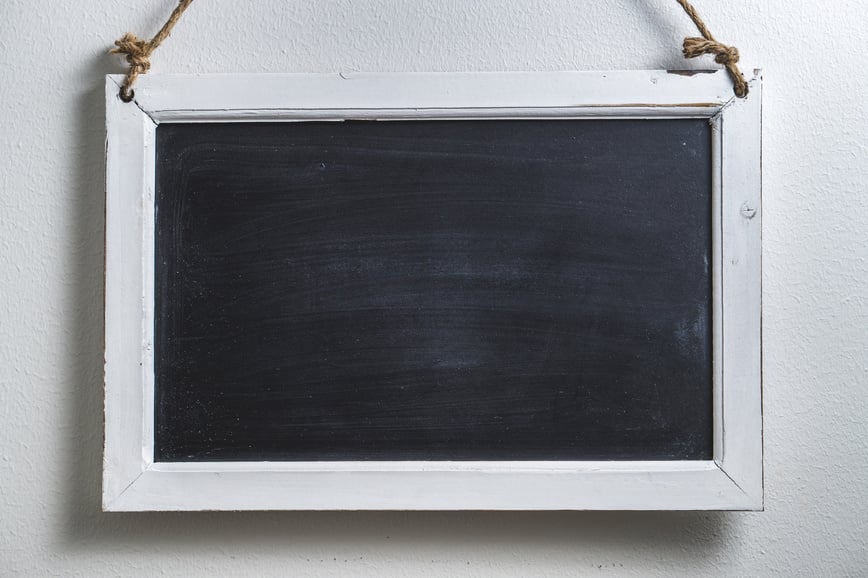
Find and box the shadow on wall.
[61,9,739,560]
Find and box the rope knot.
[112,32,154,71]
[111,32,156,101]
[110,0,194,102]
[714,45,740,66]
[682,37,739,65]
[682,36,748,97]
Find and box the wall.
[1,0,865,575]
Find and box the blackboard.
[154,118,712,462]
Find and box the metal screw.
[740,202,757,219]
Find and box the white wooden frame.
[104,70,762,511]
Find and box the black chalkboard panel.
[154,118,712,462]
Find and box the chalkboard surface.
[154,118,712,462]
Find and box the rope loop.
[675,0,749,97]
[110,0,750,101]
[111,33,155,101]
[110,0,193,102]
[681,36,748,97]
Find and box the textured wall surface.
[1,0,866,575]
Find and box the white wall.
[1,0,865,575]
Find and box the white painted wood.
[119,71,738,120]
[112,463,753,511]
[148,107,723,122]
[716,72,764,508]
[103,70,763,511]
[103,77,156,508]
[711,115,725,464]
